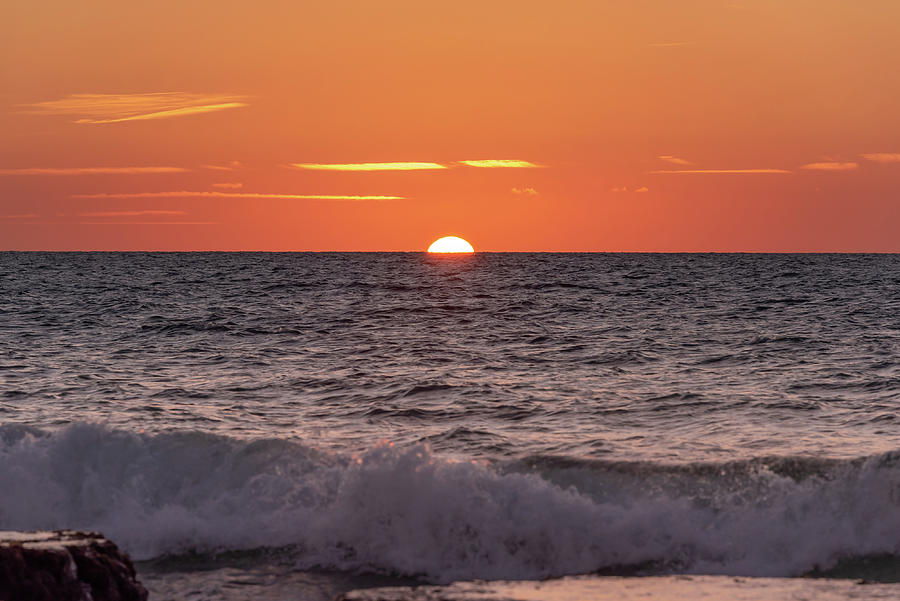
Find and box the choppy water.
[2,252,900,599]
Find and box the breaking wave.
[1,422,899,583]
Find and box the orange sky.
[3,0,900,251]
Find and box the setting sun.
[427,236,474,253]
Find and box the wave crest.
[1,423,899,582]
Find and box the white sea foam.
[0,423,899,582]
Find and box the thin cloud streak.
[203,161,243,171]
[800,162,858,171]
[0,214,39,219]
[78,221,218,225]
[212,182,243,189]
[77,103,246,124]
[651,169,791,174]
[71,191,405,201]
[658,155,693,166]
[0,166,188,176]
[24,93,249,124]
[861,153,900,163]
[79,210,188,217]
[511,187,539,195]
[459,160,541,168]
[292,162,446,171]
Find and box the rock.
[0,530,147,601]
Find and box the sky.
[2,0,900,251]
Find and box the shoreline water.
[338,575,900,601]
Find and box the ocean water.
[2,252,900,599]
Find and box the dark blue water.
[2,253,900,598]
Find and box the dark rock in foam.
[0,530,147,601]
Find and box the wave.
[1,423,899,583]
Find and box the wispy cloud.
[202,161,243,171]
[611,186,649,193]
[634,186,649,193]
[658,155,693,166]
[291,162,446,171]
[800,162,858,171]
[212,182,243,189]
[0,166,188,176]
[0,213,38,219]
[511,187,539,195]
[649,41,693,48]
[24,93,248,124]
[459,160,541,168]
[79,210,188,217]
[651,169,791,174]
[78,221,218,225]
[71,191,405,201]
[861,153,900,163]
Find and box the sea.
[2,252,900,600]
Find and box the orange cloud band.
[78,221,218,225]
[0,167,188,175]
[79,210,188,217]
[0,213,39,219]
[650,169,791,174]
[76,103,248,124]
[71,191,405,200]
[291,162,446,171]
[800,162,858,171]
[861,153,900,163]
[25,93,249,124]
[459,160,541,168]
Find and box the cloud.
[800,162,858,171]
[212,182,243,189]
[0,166,188,176]
[292,162,446,171]
[202,161,243,171]
[649,41,693,47]
[0,213,38,219]
[459,160,541,168]
[79,210,188,217]
[70,191,405,201]
[650,169,791,174]
[611,186,649,193]
[611,186,628,192]
[658,155,693,166]
[24,93,248,124]
[634,186,649,193]
[78,221,218,225]
[511,187,538,195]
[289,159,542,171]
[861,153,900,163]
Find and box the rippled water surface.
[3,252,900,461]
[3,252,900,595]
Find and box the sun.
[427,236,474,253]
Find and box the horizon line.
[1,250,898,254]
